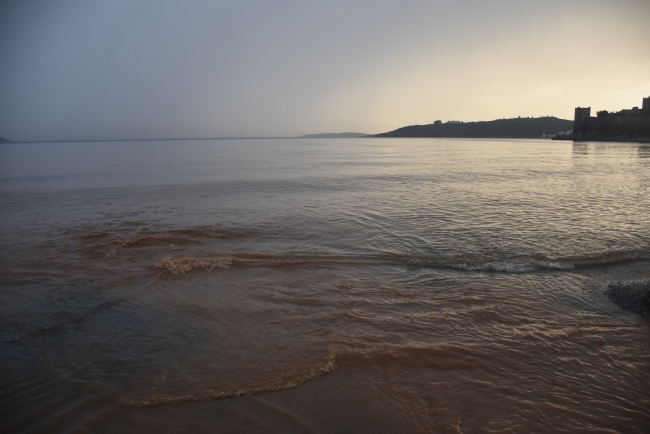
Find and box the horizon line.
[0,136,367,144]
[1,116,576,143]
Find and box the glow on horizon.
[0,0,649,141]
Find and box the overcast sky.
[1,0,649,141]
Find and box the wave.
[0,330,24,343]
[451,261,537,273]
[126,350,336,406]
[77,227,240,259]
[334,344,489,371]
[80,232,111,240]
[152,254,373,274]
[0,297,131,342]
[151,250,648,276]
[450,259,576,273]
[153,257,235,274]
[121,236,199,248]
[118,228,257,246]
[167,228,231,239]
[419,249,648,273]
[78,234,202,259]
[76,226,649,275]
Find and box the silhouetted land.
[0,137,11,142]
[570,96,650,143]
[299,132,369,138]
[376,117,572,139]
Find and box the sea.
[0,137,649,433]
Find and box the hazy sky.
[1,0,649,141]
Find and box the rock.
[605,281,650,318]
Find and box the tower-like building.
[573,107,591,134]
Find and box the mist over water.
[1,138,649,433]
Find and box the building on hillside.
[572,96,650,142]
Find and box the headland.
[375,117,572,139]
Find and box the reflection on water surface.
[1,138,649,433]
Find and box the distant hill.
[375,117,573,139]
[299,132,369,138]
[0,137,11,142]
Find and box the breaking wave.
[153,257,235,274]
[429,250,647,273]
[127,350,336,406]
[450,259,576,273]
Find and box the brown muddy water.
[0,138,649,433]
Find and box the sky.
[1,0,649,141]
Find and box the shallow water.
[1,138,649,433]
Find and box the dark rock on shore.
[605,281,650,318]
